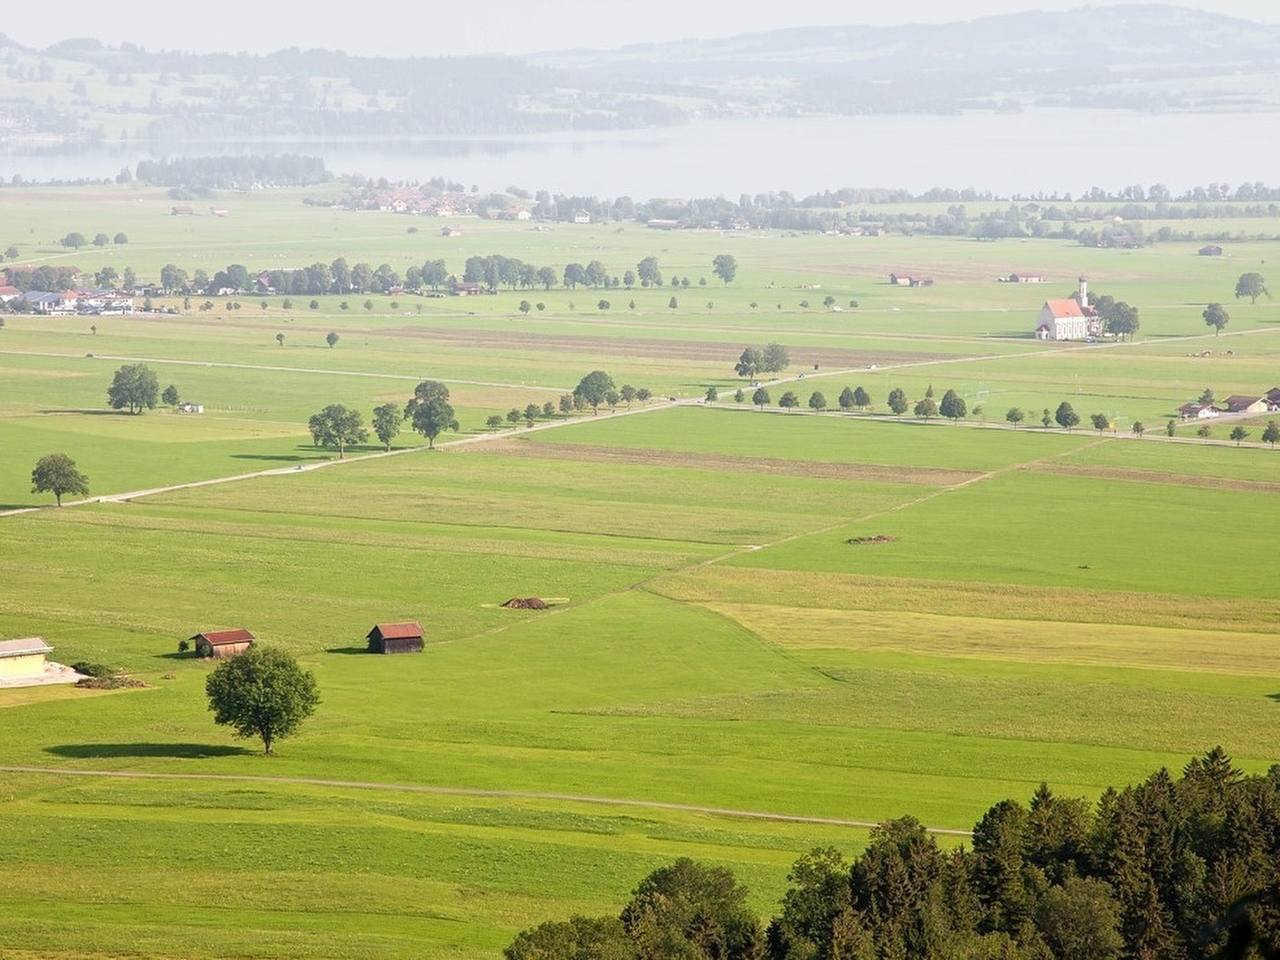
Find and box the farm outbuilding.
[366,622,425,654]
[0,637,54,680]
[191,629,255,658]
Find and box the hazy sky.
[2,1,1274,58]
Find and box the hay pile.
[501,597,549,609]
[846,535,898,545]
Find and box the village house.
[1006,272,1045,283]
[1178,402,1220,420]
[0,284,20,302]
[366,622,425,654]
[572,210,591,224]
[1223,395,1270,415]
[0,637,54,681]
[888,271,933,287]
[1035,277,1097,341]
[191,629,255,659]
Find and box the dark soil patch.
[847,535,898,545]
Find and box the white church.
[1034,277,1099,341]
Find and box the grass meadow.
[1,188,1279,956]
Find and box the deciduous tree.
[734,347,762,379]
[1055,401,1080,431]
[573,370,615,415]
[808,391,826,413]
[712,253,738,285]
[1006,407,1025,429]
[1263,420,1280,447]
[404,380,458,447]
[372,402,401,451]
[939,389,967,421]
[1230,425,1249,445]
[914,397,938,418]
[1090,413,1111,433]
[31,453,89,506]
[325,331,340,348]
[1235,272,1268,304]
[205,646,319,756]
[752,387,770,409]
[1203,302,1230,335]
[106,362,159,414]
[307,404,367,458]
[888,388,909,416]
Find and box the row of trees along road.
[308,371,620,460]
[507,747,1280,960]
[143,254,738,297]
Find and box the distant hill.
[1,5,1278,149]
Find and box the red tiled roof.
[192,629,255,644]
[369,622,424,640]
[1043,299,1084,318]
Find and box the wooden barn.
[0,637,54,680]
[191,629,255,659]
[366,622,425,655]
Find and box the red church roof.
[1043,299,1084,318]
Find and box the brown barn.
[191,629,255,659]
[366,622,425,654]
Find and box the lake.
[2,110,1276,199]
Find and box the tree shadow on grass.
[37,408,135,416]
[326,646,370,655]
[46,742,253,760]
[1267,692,1280,703]
[230,452,330,463]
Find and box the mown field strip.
[0,765,972,836]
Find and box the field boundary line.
[0,765,972,836]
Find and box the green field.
[2,188,1280,957]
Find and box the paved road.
[0,764,971,836]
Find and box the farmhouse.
[1035,277,1096,341]
[888,271,933,287]
[1007,272,1045,283]
[191,629,255,658]
[0,284,19,302]
[366,622,425,654]
[1223,395,1269,415]
[1178,402,1220,420]
[0,637,54,681]
[572,210,591,224]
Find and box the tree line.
[506,748,1280,960]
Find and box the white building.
[1035,277,1096,340]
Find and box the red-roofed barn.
[191,629,255,659]
[367,622,425,654]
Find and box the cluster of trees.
[135,155,329,190]
[59,231,128,249]
[734,344,790,379]
[508,748,1280,960]
[3,265,81,293]
[1074,287,1141,340]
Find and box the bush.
[71,661,115,679]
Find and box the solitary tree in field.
[1230,425,1250,445]
[326,331,340,348]
[887,388,909,416]
[1132,421,1145,438]
[162,384,180,407]
[1263,420,1280,447]
[371,402,401,451]
[308,404,367,459]
[1006,407,1025,429]
[808,391,827,413]
[1202,302,1230,335]
[752,386,770,409]
[206,645,319,756]
[31,453,89,506]
[1235,273,1268,304]
[1090,413,1111,433]
[106,363,159,414]
[712,253,737,285]
[939,389,966,421]
[404,380,459,447]
[276,333,286,347]
[1055,401,1080,431]
[573,370,615,415]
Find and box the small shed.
[0,637,54,680]
[191,629,255,659]
[1199,244,1223,256]
[367,622,425,654]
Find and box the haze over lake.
[4,109,1277,198]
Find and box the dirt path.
[0,764,971,836]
